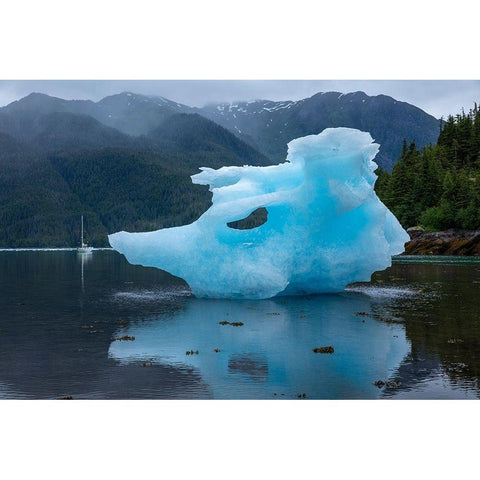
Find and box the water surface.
[0,250,479,399]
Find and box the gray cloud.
[0,80,479,119]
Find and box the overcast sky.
[0,80,479,119]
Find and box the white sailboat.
[78,215,93,254]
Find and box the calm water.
[0,250,479,399]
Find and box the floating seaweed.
[114,335,135,341]
[313,346,334,354]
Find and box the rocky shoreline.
[404,228,480,255]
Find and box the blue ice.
[109,128,409,299]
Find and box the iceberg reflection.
[108,292,411,399]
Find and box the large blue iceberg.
[109,127,409,299]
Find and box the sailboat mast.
[78,215,92,252]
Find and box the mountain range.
[199,91,440,171]
[0,90,440,247]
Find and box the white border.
[1,1,480,79]
[2,400,479,479]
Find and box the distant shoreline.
[2,235,480,257]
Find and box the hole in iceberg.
[227,207,268,230]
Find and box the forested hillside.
[375,103,480,230]
[0,108,271,247]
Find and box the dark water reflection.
[0,250,479,399]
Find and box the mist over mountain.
[0,89,441,246]
[30,112,140,152]
[146,113,270,169]
[95,92,194,135]
[0,91,193,138]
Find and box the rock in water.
[109,128,409,299]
